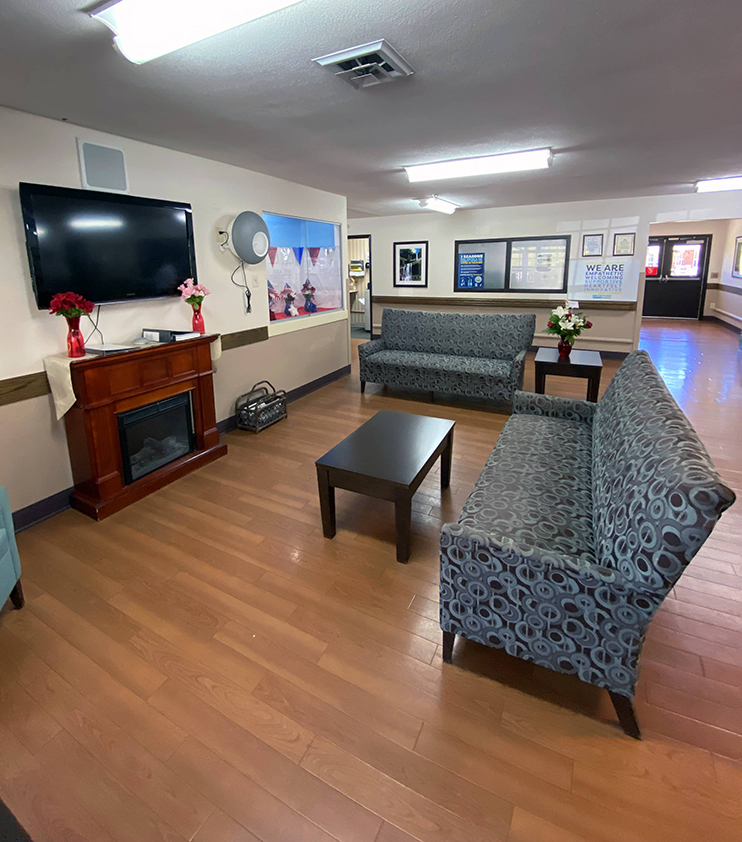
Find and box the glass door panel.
[645,241,662,277]
[668,241,704,279]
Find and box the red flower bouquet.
[49,292,94,357]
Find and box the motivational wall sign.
[572,258,639,301]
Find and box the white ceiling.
[2,0,742,217]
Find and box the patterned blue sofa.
[358,309,535,403]
[440,350,735,737]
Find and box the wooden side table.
[534,348,603,402]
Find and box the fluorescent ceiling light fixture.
[418,197,458,214]
[405,148,552,183]
[695,175,742,193]
[90,0,305,64]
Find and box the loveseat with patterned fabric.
[439,350,735,737]
[358,309,535,403]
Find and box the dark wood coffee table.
[315,410,455,562]
[534,347,603,402]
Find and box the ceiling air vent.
[313,39,414,89]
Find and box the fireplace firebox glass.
[118,392,195,484]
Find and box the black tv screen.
[20,183,197,309]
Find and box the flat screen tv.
[19,182,197,309]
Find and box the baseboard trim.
[703,314,741,334]
[287,364,351,402]
[12,364,352,530]
[13,487,74,532]
[216,364,351,436]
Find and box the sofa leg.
[609,691,641,739]
[9,580,24,610]
[442,631,455,663]
[360,380,366,394]
[429,391,435,402]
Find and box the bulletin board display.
[454,235,570,293]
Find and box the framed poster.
[394,241,428,287]
[509,237,570,292]
[454,239,507,291]
[613,232,636,256]
[733,236,742,279]
[582,233,604,257]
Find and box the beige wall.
[350,193,742,352]
[711,219,742,330]
[0,107,350,511]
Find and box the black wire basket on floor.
[235,381,288,433]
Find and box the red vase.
[558,338,572,360]
[192,305,205,334]
[66,315,85,358]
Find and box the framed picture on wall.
[582,233,604,257]
[613,232,636,256]
[733,236,742,279]
[394,241,428,287]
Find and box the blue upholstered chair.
[0,487,24,612]
[440,351,735,737]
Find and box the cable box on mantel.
[64,333,226,520]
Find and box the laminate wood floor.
[1,319,741,842]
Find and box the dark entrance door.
[643,235,711,318]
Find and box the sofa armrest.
[0,486,21,580]
[439,521,663,696]
[508,350,527,395]
[513,390,596,423]
[357,338,385,360]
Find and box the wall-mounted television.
[19,182,197,309]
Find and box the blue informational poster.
[457,253,485,289]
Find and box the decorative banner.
[292,247,304,266]
[572,258,639,301]
[267,246,277,266]
[309,247,321,266]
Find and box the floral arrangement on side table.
[178,279,210,334]
[545,302,593,359]
[49,292,94,358]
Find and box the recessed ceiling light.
[405,148,552,183]
[695,175,742,193]
[418,197,458,214]
[90,0,305,64]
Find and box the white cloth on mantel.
[43,336,223,421]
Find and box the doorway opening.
[348,234,372,339]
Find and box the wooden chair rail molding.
[373,295,637,310]
[0,325,268,409]
[707,282,742,296]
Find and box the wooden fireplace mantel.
[65,335,227,520]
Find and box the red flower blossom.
[586,320,593,328]
[49,291,94,317]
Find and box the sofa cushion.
[380,309,534,360]
[365,350,511,379]
[458,414,596,562]
[592,350,736,590]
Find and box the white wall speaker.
[77,139,129,193]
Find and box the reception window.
[263,213,344,321]
[455,235,571,293]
